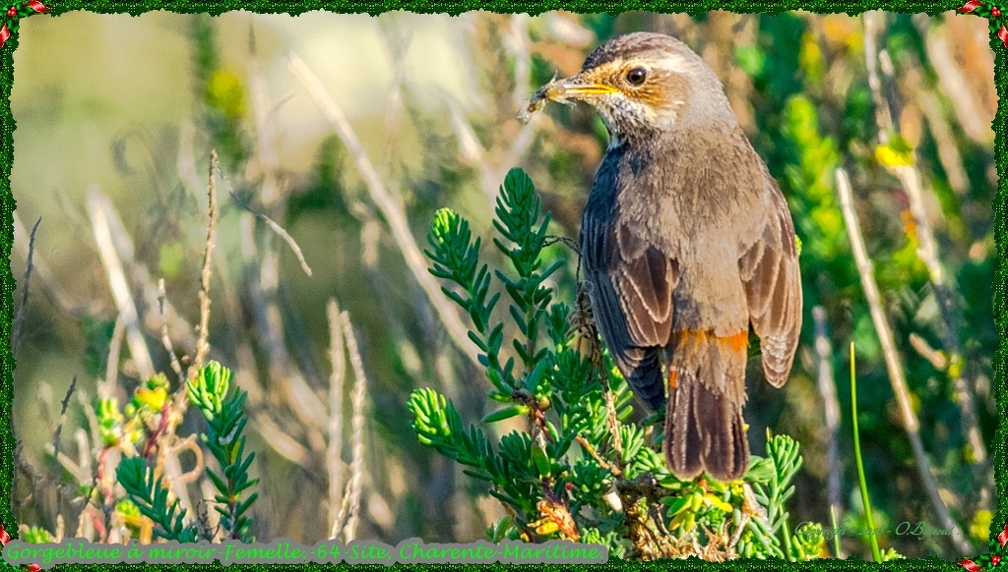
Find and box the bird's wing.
[582,202,679,410]
[737,171,803,387]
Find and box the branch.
[835,167,971,555]
[158,278,185,384]
[13,216,40,360]
[186,150,220,380]
[86,186,155,380]
[332,311,367,543]
[228,187,312,277]
[326,298,346,539]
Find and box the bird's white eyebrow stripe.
[648,53,690,74]
[589,52,691,77]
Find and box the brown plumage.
[537,32,802,481]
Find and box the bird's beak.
[543,74,619,103]
[520,73,618,122]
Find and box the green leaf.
[481,406,526,424]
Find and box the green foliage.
[190,15,250,171]
[21,526,55,544]
[116,455,199,543]
[115,362,258,543]
[413,168,818,561]
[187,361,259,541]
[743,431,802,560]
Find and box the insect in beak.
[519,74,619,123]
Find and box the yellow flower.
[207,70,247,120]
[874,135,915,167]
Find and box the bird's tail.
[663,329,749,481]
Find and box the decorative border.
[961,0,1008,47]
[0,0,46,49]
[0,1,1000,571]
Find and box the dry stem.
[87,187,155,380]
[187,150,219,380]
[835,167,970,555]
[326,298,346,539]
[158,278,185,383]
[287,51,479,375]
[103,314,126,398]
[12,216,40,360]
[811,306,843,558]
[330,311,367,543]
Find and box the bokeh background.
[9,9,999,560]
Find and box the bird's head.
[537,32,734,147]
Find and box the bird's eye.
[626,67,647,86]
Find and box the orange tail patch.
[673,329,749,354]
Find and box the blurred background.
[9,9,998,560]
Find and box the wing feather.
[581,163,679,410]
[739,175,803,388]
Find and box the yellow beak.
[520,74,618,122]
[543,76,618,103]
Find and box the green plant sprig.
[187,361,259,542]
[116,456,198,543]
[851,342,883,563]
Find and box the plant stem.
[850,342,882,563]
[835,167,970,555]
[781,509,794,562]
[830,504,843,559]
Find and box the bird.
[530,32,803,481]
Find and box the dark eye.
[626,67,647,86]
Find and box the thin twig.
[51,376,77,524]
[811,306,843,558]
[188,150,219,380]
[909,332,948,371]
[835,167,971,555]
[86,186,155,380]
[333,311,367,543]
[12,216,40,360]
[13,212,99,318]
[287,51,479,374]
[158,278,185,383]
[239,212,329,439]
[227,189,312,276]
[916,87,969,196]
[862,12,895,143]
[327,299,346,539]
[103,314,126,398]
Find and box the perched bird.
[532,32,802,481]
